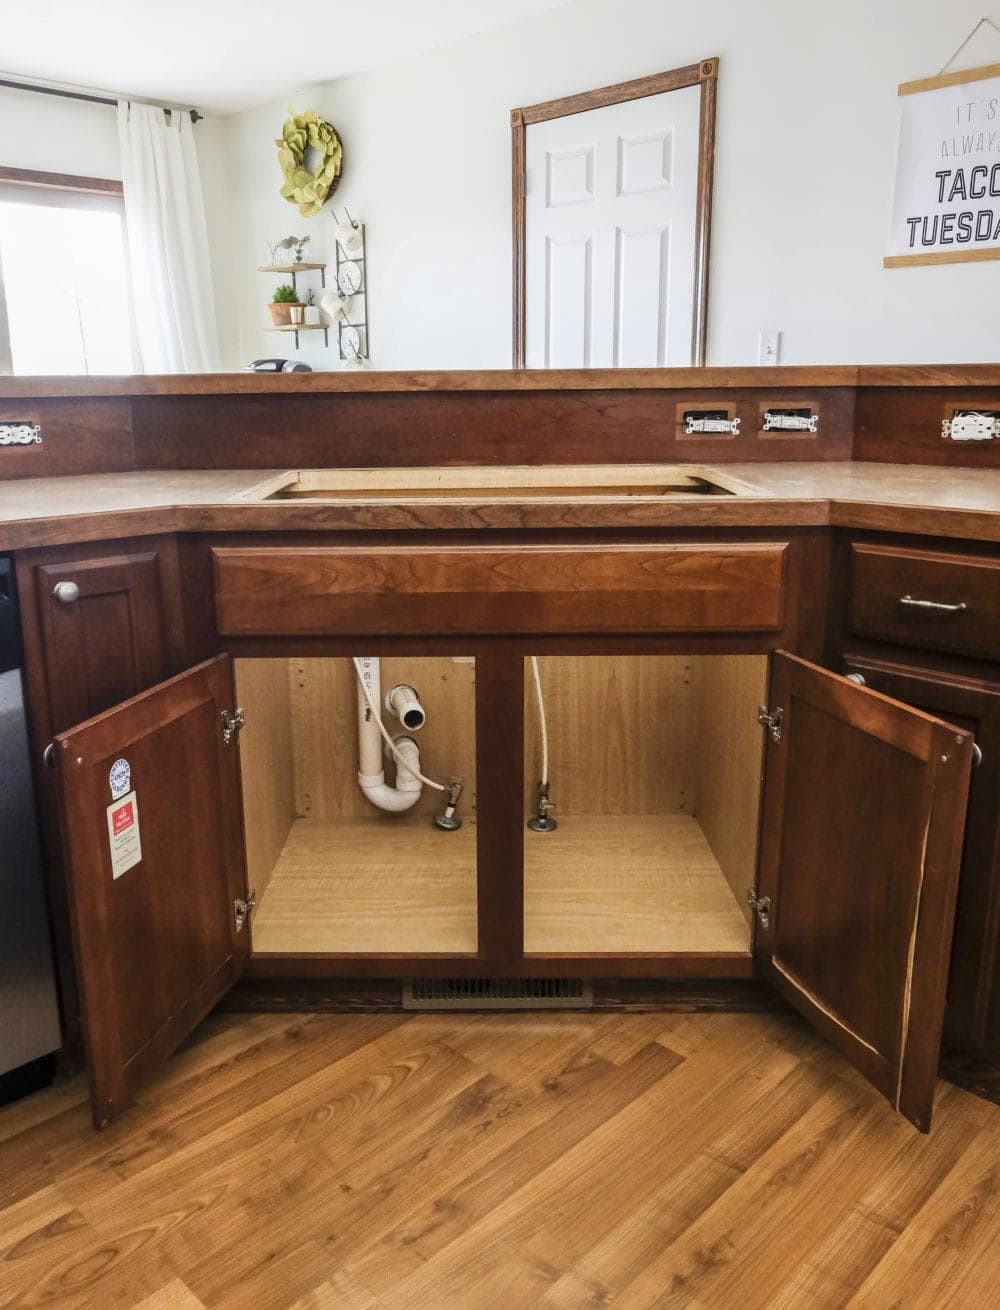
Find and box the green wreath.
[276,108,343,218]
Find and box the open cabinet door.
[755,652,973,1132]
[53,655,249,1127]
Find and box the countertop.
[3,363,999,399]
[1,463,999,551]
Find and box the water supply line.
[527,655,557,832]
[353,657,463,828]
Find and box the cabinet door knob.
[845,672,867,686]
[52,581,80,604]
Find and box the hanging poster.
[886,62,1000,267]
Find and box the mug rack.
[331,209,369,363]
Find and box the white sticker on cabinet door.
[108,757,131,799]
[107,791,142,879]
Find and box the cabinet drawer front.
[849,544,1000,660]
[212,543,788,636]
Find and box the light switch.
[758,332,780,367]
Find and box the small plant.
[304,289,316,306]
[272,283,299,303]
[276,234,311,264]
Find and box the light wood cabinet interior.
[236,655,478,955]
[524,655,766,955]
[237,653,765,960]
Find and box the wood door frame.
[510,58,720,369]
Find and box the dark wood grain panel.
[13,538,188,1069]
[849,543,1000,659]
[52,655,248,1127]
[0,398,133,480]
[755,652,973,1130]
[842,656,1000,1068]
[246,952,756,979]
[130,388,854,469]
[474,656,524,963]
[211,542,789,636]
[854,386,1000,466]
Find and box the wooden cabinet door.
[755,652,974,1131]
[842,656,1000,1067]
[33,548,183,734]
[53,655,249,1128]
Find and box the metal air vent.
[403,977,593,1010]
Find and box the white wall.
[0,85,122,179]
[212,0,1000,371]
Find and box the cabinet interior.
[236,653,766,959]
[236,656,479,955]
[524,655,766,956]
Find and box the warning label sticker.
[106,791,142,880]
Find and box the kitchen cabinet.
[41,535,974,1132]
[834,530,1000,1078]
[842,655,1000,1068]
[14,538,188,1065]
[18,540,187,735]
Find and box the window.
[0,167,136,375]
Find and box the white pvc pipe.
[385,683,426,731]
[359,735,423,812]
[356,657,423,811]
[356,656,460,816]
[356,656,384,779]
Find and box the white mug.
[320,290,352,322]
[334,220,363,253]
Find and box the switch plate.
[758,331,780,367]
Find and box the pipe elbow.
[359,738,423,812]
[358,770,423,812]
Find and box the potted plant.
[303,289,321,326]
[269,283,302,326]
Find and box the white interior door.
[525,84,702,368]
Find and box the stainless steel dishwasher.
[0,556,61,1096]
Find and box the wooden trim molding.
[510,59,719,369]
[898,61,1000,97]
[885,248,1000,270]
[0,165,122,196]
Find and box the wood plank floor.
[0,1009,998,1308]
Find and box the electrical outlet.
[758,331,780,367]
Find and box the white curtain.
[117,101,219,372]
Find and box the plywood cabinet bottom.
[524,815,750,954]
[251,817,478,955]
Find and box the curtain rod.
[0,77,202,122]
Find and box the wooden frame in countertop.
[510,59,719,369]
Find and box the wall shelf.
[264,322,329,349]
[258,263,328,274]
[260,261,329,352]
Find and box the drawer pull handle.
[898,595,967,614]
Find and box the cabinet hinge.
[221,707,245,746]
[747,889,772,931]
[757,704,783,744]
[234,889,256,932]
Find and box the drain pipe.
[356,657,423,812]
[354,657,464,827]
